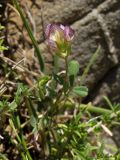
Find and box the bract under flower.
[45,24,74,58]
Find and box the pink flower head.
[45,24,74,58]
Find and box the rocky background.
[1,0,120,146]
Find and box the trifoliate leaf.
[73,86,88,97]
[68,60,80,76]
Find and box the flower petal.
[64,26,74,41]
[45,24,62,38]
[60,24,65,30]
[45,24,52,38]
[48,39,57,50]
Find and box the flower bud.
[45,24,74,58]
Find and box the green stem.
[21,134,33,160]
[63,102,113,115]
[65,57,68,80]
[9,117,32,160]
[80,45,101,85]
[79,104,112,114]
[12,0,44,72]
[21,153,27,160]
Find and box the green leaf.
[103,96,114,111]
[9,119,21,143]
[8,100,18,112]
[69,75,75,87]
[27,98,37,119]
[63,81,69,92]
[68,60,80,86]
[38,76,51,87]
[15,83,28,104]
[80,45,101,84]
[73,86,88,97]
[53,73,64,85]
[68,60,80,76]
[0,153,9,160]
[46,86,57,97]
[30,115,37,128]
